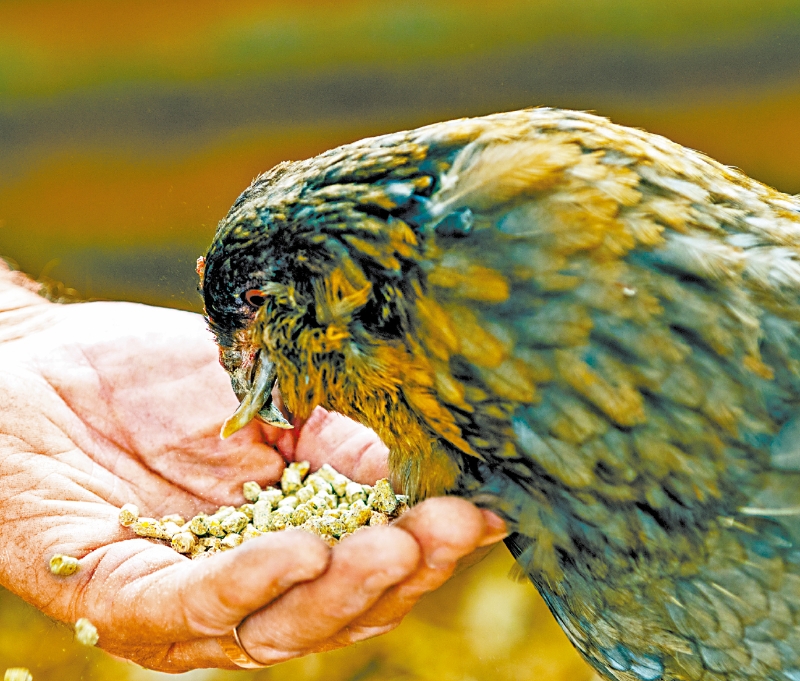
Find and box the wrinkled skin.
[0,267,505,672]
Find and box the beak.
[220,352,293,439]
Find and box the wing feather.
[405,109,800,679]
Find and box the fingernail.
[477,510,508,547]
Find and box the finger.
[328,499,507,643]
[291,407,390,483]
[238,525,420,665]
[100,637,242,673]
[78,530,330,648]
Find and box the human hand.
[0,270,506,671]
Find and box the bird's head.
[199,154,452,477]
[199,127,516,498]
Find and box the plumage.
[200,108,800,681]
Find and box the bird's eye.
[243,289,267,308]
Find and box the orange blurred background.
[2,0,799,310]
[1,1,799,679]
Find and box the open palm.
[0,277,504,671]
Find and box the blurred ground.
[0,547,592,681]
[1,1,799,679]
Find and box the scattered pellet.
[317,464,338,482]
[160,514,185,526]
[4,668,32,681]
[320,515,345,538]
[292,504,311,526]
[253,499,272,531]
[242,481,262,502]
[394,495,410,517]
[269,512,288,531]
[132,518,167,539]
[221,533,243,550]
[303,516,323,532]
[189,513,210,536]
[49,554,79,577]
[171,532,196,554]
[206,519,226,538]
[258,488,283,508]
[74,618,99,646]
[307,474,333,495]
[212,506,236,520]
[220,512,248,534]
[343,505,372,533]
[331,474,349,497]
[290,461,311,477]
[344,482,366,505]
[242,525,262,542]
[296,484,315,503]
[369,511,389,527]
[371,479,399,514]
[118,504,139,527]
[280,467,303,495]
[161,521,182,538]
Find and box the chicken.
[199,108,800,681]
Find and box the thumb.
[77,531,331,646]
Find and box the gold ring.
[217,622,267,669]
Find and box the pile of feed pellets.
[43,462,406,655]
[120,462,408,558]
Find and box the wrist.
[0,258,52,314]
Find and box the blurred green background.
[1,1,799,679]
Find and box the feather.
[203,108,800,681]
